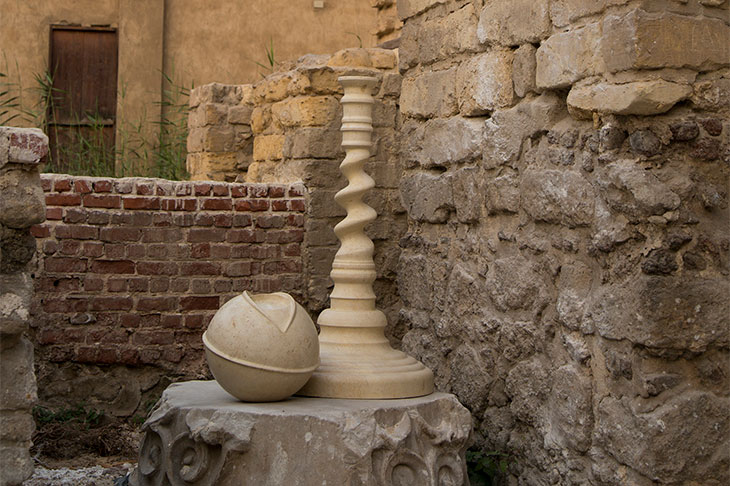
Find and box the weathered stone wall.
[0,127,46,485]
[396,1,729,485]
[372,0,403,44]
[187,48,407,336]
[30,174,305,418]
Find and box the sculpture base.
[298,345,435,399]
[130,380,471,486]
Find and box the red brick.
[173,213,195,226]
[146,244,168,259]
[180,262,220,276]
[107,278,128,292]
[46,207,63,220]
[135,182,155,195]
[249,185,268,198]
[194,183,212,196]
[87,328,128,344]
[121,314,142,328]
[191,279,211,293]
[55,225,98,240]
[137,296,178,312]
[53,178,72,192]
[74,179,92,194]
[59,240,81,255]
[231,185,247,197]
[289,185,304,197]
[268,229,304,243]
[132,210,153,225]
[99,227,141,242]
[139,348,162,365]
[42,240,59,254]
[115,180,134,194]
[45,257,87,273]
[213,280,233,293]
[160,315,183,329]
[104,243,126,259]
[63,208,86,223]
[214,214,232,227]
[132,330,175,345]
[290,199,306,212]
[279,259,302,273]
[188,228,226,243]
[174,183,192,196]
[153,213,173,227]
[212,184,230,196]
[269,185,286,198]
[235,199,269,211]
[93,180,113,192]
[126,244,146,258]
[210,244,230,259]
[232,214,252,227]
[129,277,150,292]
[120,348,141,366]
[168,278,187,292]
[201,198,232,211]
[95,347,120,364]
[229,245,251,258]
[190,243,211,258]
[272,200,288,211]
[46,193,81,206]
[83,276,104,291]
[225,262,252,277]
[90,260,136,274]
[87,211,110,225]
[180,296,219,311]
[83,194,121,208]
[30,224,50,238]
[36,276,80,292]
[141,228,183,243]
[284,243,301,256]
[42,297,88,313]
[74,347,99,363]
[256,215,286,229]
[123,196,161,210]
[81,242,104,258]
[139,314,161,328]
[156,183,174,196]
[41,177,52,192]
[89,296,133,311]
[38,328,85,345]
[161,198,197,211]
[194,213,215,226]
[162,346,184,363]
[138,261,178,276]
[183,314,207,329]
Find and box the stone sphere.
[203,291,319,402]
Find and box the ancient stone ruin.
[0,0,728,485]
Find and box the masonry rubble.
[0,127,46,486]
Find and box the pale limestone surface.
[298,77,433,399]
[131,381,471,486]
[203,292,319,402]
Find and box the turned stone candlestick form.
[299,76,434,399]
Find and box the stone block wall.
[187,48,408,340]
[395,1,729,485]
[0,127,46,486]
[30,174,305,417]
[372,0,403,44]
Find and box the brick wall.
[31,174,305,416]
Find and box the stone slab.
[130,380,472,486]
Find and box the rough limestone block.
[535,22,604,89]
[253,135,285,161]
[0,337,37,410]
[549,0,629,28]
[602,9,730,72]
[0,444,33,486]
[271,96,339,128]
[477,0,550,46]
[0,169,45,229]
[3,128,49,165]
[402,117,484,169]
[397,0,446,20]
[457,49,515,115]
[401,68,458,119]
[400,172,454,223]
[520,169,596,228]
[567,80,692,118]
[512,44,537,98]
[131,381,471,486]
[417,4,479,66]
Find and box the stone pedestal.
[131,381,471,486]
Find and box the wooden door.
[48,27,118,174]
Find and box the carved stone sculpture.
[203,291,319,402]
[298,76,434,399]
[130,380,471,486]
